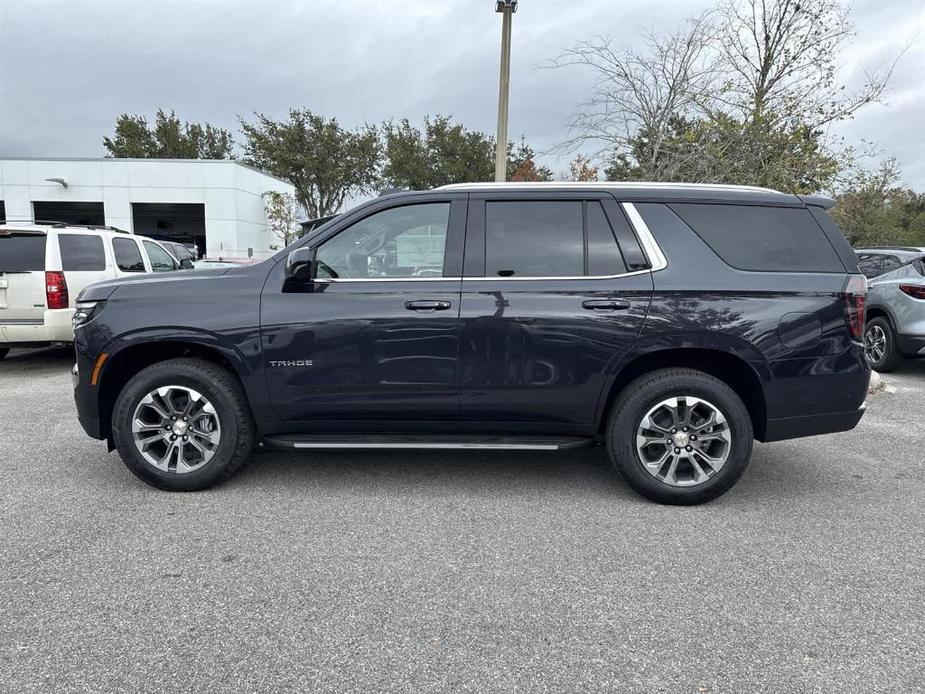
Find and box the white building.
[0,157,295,259]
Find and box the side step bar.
[261,434,594,451]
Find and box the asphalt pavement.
[1,347,923,693]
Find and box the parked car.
[160,240,198,266]
[72,183,869,504]
[0,222,184,357]
[855,247,925,371]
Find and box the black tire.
[606,368,753,505]
[111,358,254,491]
[864,316,902,373]
[0,347,9,361]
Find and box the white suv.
[0,223,188,359]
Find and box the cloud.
[0,0,921,188]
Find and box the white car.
[0,223,187,358]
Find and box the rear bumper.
[763,404,866,442]
[0,309,74,344]
[897,333,925,357]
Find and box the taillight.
[899,284,925,300]
[843,274,867,341]
[45,270,69,310]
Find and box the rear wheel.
[865,317,901,372]
[111,358,254,491]
[0,347,9,361]
[606,368,753,505]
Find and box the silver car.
[856,247,925,371]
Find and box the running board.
[261,434,594,451]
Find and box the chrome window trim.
[622,202,668,272]
[312,201,668,283]
[314,276,456,283]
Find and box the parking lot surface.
[1,348,923,693]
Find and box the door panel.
[262,278,461,422]
[458,274,653,426]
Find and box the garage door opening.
[132,203,206,258]
[0,201,5,221]
[33,201,105,226]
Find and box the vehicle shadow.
[0,346,74,371]
[233,445,640,502]
[884,359,925,380]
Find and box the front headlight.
[72,300,104,329]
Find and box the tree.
[262,191,302,250]
[507,137,553,182]
[830,160,925,246]
[605,114,841,194]
[550,0,900,193]
[716,0,896,129]
[382,115,496,189]
[240,109,381,218]
[568,154,599,182]
[546,14,717,174]
[103,109,233,159]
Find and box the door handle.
[582,299,630,311]
[405,300,452,311]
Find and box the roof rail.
[855,246,923,253]
[435,181,785,194]
[0,219,130,233]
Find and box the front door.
[261,196,467,426]
[457,194,654,429]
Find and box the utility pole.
[494,1,517,182]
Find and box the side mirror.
[286,247,314,282]
[179,258,195,270]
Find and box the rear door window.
[670,203,844,272]
[485,201,583,277]
[58,234,106,271]
[0,233,46,271]
[586,202,627,276]
[113,238,146,273]
[143,241,178,272]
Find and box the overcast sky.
[1,0,923,189]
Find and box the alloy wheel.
[865,324,887,365]
[634,396,732,487]
[131,385,221,473]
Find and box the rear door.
[54,231,110,303]
[457,192,654,428]
[0,229,47,324]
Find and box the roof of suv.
[0,221,131,236]
[435,182,827,207]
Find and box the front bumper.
[73,349,105,440]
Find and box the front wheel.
[606,368,753,505]
[111,358,254,491]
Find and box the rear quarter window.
[670,203,845,273]
[58,234,106,271]
[0,233,47,271]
